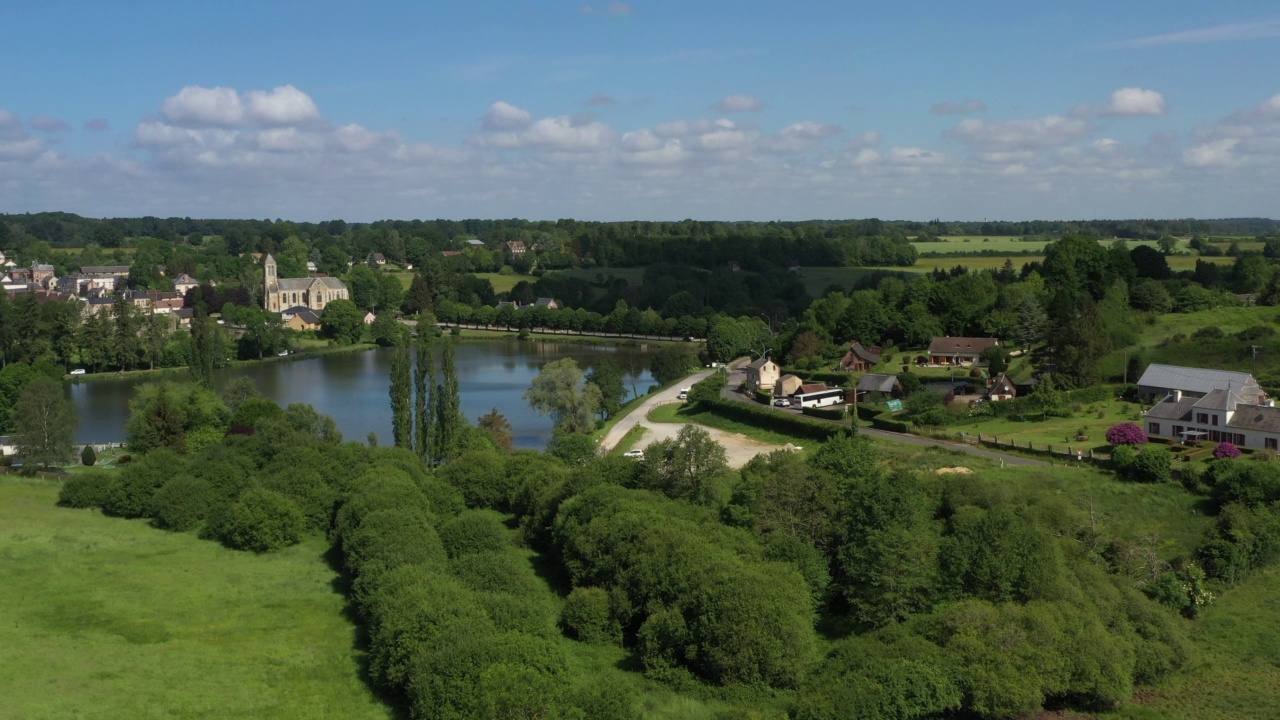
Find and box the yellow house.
[744,357,780,392]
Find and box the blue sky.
[1,0,1278,222]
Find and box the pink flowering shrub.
[1213,442,1241,460]
[1105,422,1148,446]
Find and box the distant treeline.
[5,213,1277,268]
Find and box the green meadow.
[0,478,392,720]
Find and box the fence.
[963,432,1112,467]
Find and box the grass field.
[472,271,537,293]
[1100,305,1280,381]
[914,236,1176,255]
[548,267,647,286]
[1103,567,1280,720]
[648,402,816,451]
[0,478,393,720]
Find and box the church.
[262,253,349,313]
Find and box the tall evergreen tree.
[414,334,431,461]
[389,341,412,449]
[112,293,142,371]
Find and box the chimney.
[1171,390,1181,402]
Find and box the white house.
[1144,387,1280,449]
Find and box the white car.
[774,398,791,407]
[69,368,87,376]
[623,449,645,459]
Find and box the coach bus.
[792,388,847,409]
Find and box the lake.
[68,339,658,450]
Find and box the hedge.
[870,415,913,433]
[802,406,848,421]
[698,398,845,441]
[753,389,773,405]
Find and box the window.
[1212,415,1219,426]
[1196,413,1208,424]
[1266,438,1277,451]
[1149,423,1161,436]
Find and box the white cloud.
[1073,88,1167,117]
[1109,19,1280,49]
[930,99,986,116]
[713,94,765,113]
[762,121,842,153]
[31,115,72,132]
[1184,138,1240,167]
[886,146,947,165]
[1105,87,1167,116]
[845,131,882,150]
[482,101,534,131]
[947,115,1093,151]
[244,85,321,126]
[161,86,244,126]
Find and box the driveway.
[600,367,791,469]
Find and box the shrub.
[1213,442,1242,460]
[1192,326,1224,340]
[1126,448,1173,483]
[439,509,510,559]
[102,449,184,518]
[561,586,620,645]
[211,488,305,552]
[1106,422,1148,446]
[151,475,218,532]
[58,470,113,508]
[80,445,96,466]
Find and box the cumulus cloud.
[477,114,615,153]
[1073,88,1167,117]
[713,94,764,113]
[9,84,1280,225]
[244,85,321,126]
[162,86,244,126]
[762,121,842,153]
[946,115,1093,151]
[31,115,72,132]
[482,101,534,131]
[930,99,986,116]
[160,84,322,127]
[84,117,110,132]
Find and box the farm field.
[915,236,1176,255]
[0,478,393,720]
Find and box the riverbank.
[65,342,379,384]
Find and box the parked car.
[774,397,791,407]
[69,369,86,376]
[623,449,645,459]
[677,387,691,400]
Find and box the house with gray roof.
[1144,384,1280,449]
[1136,364,1264,404]
[927,336,1000,366]
[856,373,903,399]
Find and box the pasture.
[472,271,536,293]
[915,236,1180,255]
[0,478,392,720]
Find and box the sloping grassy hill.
[0,478,393,720]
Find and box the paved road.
[599,369,713,452]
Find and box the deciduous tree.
[13,376,78,466]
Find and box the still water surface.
[69,339,656,450]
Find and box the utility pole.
[1252,345,1262,377]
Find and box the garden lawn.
[0,478,392,720]
[953,398,1146,452]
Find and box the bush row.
[802,405,847,421]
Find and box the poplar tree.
[433,338,463,462]
[414,334,431,461]
[189,305,215,387]
[389,340,412,449]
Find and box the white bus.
[792,388,846,408]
